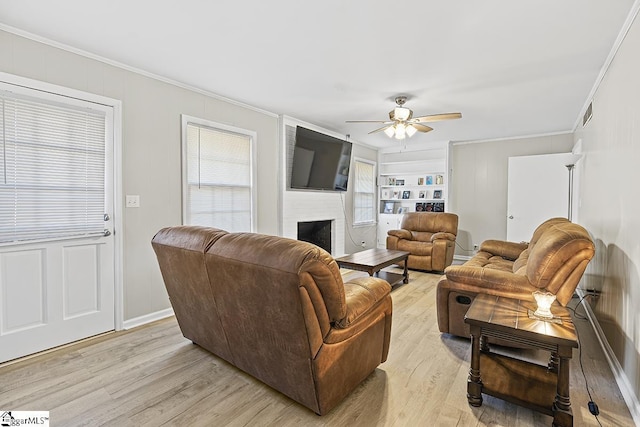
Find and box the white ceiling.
[0,1,636,148]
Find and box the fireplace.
[297,220,332,253]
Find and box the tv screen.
[290,126,352,192]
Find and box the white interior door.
[507,153,572,242]
[0,81,115,363]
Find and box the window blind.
[0,92,106,244]
[353,159,375,225]
[184,122,252,232]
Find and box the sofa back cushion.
[528,217,570,248]
[204,232,345,409]
[151,226,233,362]
[401,212,459,235]
[525,222,595,305]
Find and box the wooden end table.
[335,248,410,286]
[464,294,578,427]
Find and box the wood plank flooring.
[0,269,634,426]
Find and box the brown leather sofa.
[386,212,458,272]
[151,226,393,415]
[437,218,595,339]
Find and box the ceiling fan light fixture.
[384,126,395,137]
[394,123,407,139]
[406,124,418,137]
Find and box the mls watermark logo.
[1,411,49,426]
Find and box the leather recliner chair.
[386,212,459,272]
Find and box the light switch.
[126,195,140,208]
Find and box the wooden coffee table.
[335,248,410,286]
[464,294,578,427]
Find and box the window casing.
[353,158,376,225]
[181,115,255,232]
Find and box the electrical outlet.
[361,241,366,248]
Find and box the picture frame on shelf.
[397,207,406,214]
[402,190,411,199]
[381,189,391,199]
[434,202,445,212]
[415,203,424,212]
[433,190,442,199]
[388,177,396,185]
[383,201,395,214]
[396,179,405,186]
[425,175,433,185]
[425,202,434,212]
[393,190,401,199]
[418,190,426,199]
[418,177,424,185]
[435,174,444,185]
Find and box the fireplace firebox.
[297,220,332,253]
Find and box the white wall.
[0,30,280,321]
[573,9,640,419]
[449,134,574,257]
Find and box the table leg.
[552,355,573,427]
[467,328,483,407]
[403,257,409,283]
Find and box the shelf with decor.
[378,170,447,214]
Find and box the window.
[353,158,376,225]
[182,115,255,232]
[0,88,109,244]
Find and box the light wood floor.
[0,269,634,426]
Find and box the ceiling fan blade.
[346,120,392,123]
[369,124,393,134]
[412,112,462,123]
[412,123,433,133]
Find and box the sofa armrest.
[431,232,456,242]
[479,240,528,261]
[387,229,412,240]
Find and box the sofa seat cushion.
[410,231,434,242]
[397,239,433,256]
[337,277,391,329]
[463,251,514,271]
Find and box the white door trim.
[0,71,124,332]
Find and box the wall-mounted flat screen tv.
[290,126,352,192]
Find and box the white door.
[507,153,572,242]
[0,82,115,363]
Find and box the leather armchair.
[386,212,459,272]
[437,219,595,339]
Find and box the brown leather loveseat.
[386,212,458,272]
[151,226,393,415]
[437,218,595,339]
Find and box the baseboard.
[453,254,473,262]
[577,290,640,425]
[123,307,175,330]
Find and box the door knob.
[508,215,514,219]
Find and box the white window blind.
[0,92,106,244]
[353,159,376,225]
[184,122,252,232]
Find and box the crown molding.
[0,24,278,118]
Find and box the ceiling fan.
[346,96,462,140]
